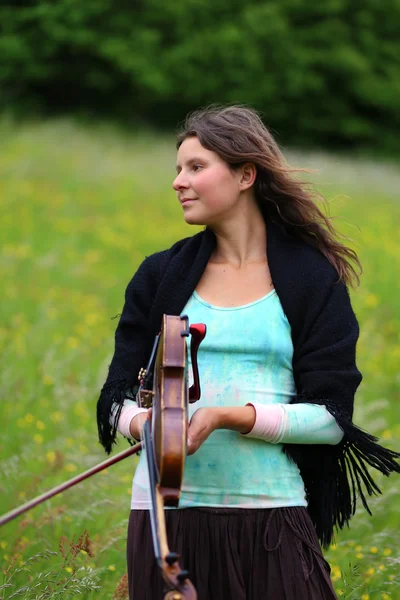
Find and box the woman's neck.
[209,199,267,268]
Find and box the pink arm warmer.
[110,400,148,439]
[241,402,344,445]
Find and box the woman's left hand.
[187,407,219,455]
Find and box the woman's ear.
[239,163,257,190]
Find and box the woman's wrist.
[214,405,256,434]
[128,410,148,439]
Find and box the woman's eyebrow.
[175,157,205,171]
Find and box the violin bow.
[0,442,142,527]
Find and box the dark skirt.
[127,506,338,600]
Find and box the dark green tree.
[1,0,399,152]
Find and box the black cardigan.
[96,220,400,547]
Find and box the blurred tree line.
[1,0,399,153]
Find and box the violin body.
[153,315,189,506]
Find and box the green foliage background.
[0,117,400,598]
[1,0,400,153]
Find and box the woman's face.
[173,136,243,226]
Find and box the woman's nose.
[172,172,189,191]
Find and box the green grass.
[0,116,399,599]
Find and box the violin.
[136,314,206,600]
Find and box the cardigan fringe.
[97,379,133,454]
[284,394,400,547]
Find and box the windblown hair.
[176,104,362,288]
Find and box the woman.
[96,105,400,600]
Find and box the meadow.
[0,117,399,599]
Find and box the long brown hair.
[176,104,362,288]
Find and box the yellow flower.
[0,541,7,549]
[14,244,31,259]
[65,463,77,472]
[378,564,385,571]
[381,594,390,600]
[370,546,378,554]
[356,553,364,559]
[383,548,392,556]
[65,567,73,573]
[46,451,56,464]
[84,250,102,265]
[382,430,392,440]
[84,313,100,326]
[50,411,63,423]
[330,543,337,551]
[365,567,375,576]
[108,565,116,571]
[365,294,378,307]
[66,336,79,349]
[36,420,45,430]
[25,413,34,423]
[34,434,44,444]
[355,545,363,551]
[74,403,88,418]
[43,374,54,386]
[361,595,370,600]
[331,565,341,578]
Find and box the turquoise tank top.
[131,288,308,509]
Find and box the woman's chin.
[183,213,206,226]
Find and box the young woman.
[96,105,400,600]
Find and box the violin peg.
[138,367,147,381]
[165,551,180,565]
[177,569,190,583]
